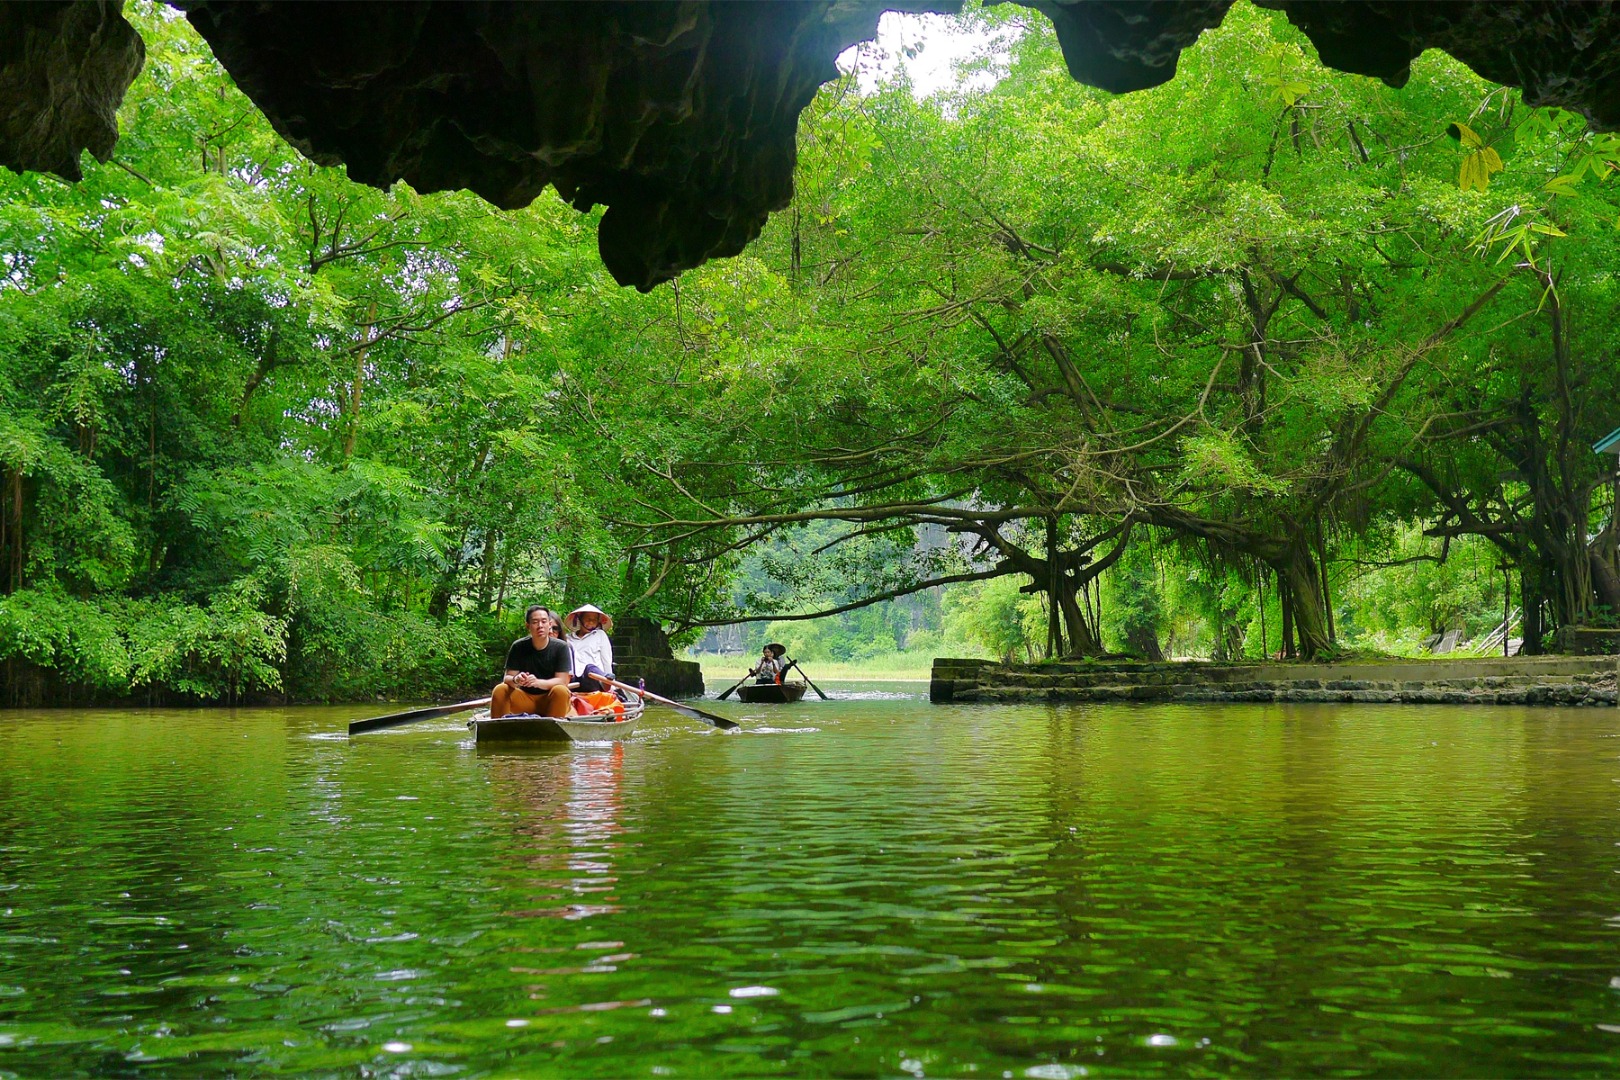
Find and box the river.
[1,688,1618,1076]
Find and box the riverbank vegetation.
[3,3,1618,704]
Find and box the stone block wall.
[611,616,705,699]
[1555,627,1620,656]
[931,655,1619,708]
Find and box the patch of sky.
[838,10,1022,99]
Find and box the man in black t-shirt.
[490,605,575,717]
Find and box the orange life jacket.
[572,691,625,718]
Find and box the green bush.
[0,585,286,700]
[0,589,131,691]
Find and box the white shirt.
[568,627,614,677]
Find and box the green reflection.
[0,696,1618,1076]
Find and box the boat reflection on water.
[482,741,627,920]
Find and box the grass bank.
[688,651,969,684]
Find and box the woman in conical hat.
[564,604,615,691]
[750,642,787,685]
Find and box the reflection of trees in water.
[485,744,626,919]
[1023,705,1544,1014]
[0,710,299,1027]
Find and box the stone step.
[945,672,1599,693]
[945,676,1617,707]
[932,656,1616,681]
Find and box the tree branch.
[674,565,1013,631]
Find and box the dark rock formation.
[7,1,1620,288]
[1031,1,1620,126]
[1024,1,1235,93]
[1261,1,1620,127]
[177,0,921,292]
[0,0,144,179]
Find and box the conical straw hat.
[564,604,613,633]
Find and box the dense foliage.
[642,5,1620,664]
[3,3,1618,702]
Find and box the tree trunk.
[1044,517,1062,659]
[791,204,801,285]
[563,542,584,612]
[1278,574,1295,659]
[344,303,378,458]
[427,572,455,619]
[1257,569,1268,659]
[1220,622,1246,662]
[621,548,640,614]
[1519,562,1546,655]
[1590,548,1620,622]
[1315,519,1335,641]
[2,467,19,594]
[1124,620,1163,661]
[1057,575,1103,658]
[494,550,511,619]
[1280,550,1333,658]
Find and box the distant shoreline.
[688,654,947,685]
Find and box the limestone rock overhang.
[3,1,1618,291]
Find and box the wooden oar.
[601,677,739,731]
[784,658,830,700]
[349,696,491,736]
[715,672,752,701]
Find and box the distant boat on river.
[735,682,808,704]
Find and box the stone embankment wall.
[930,655,1619,708]
[611,616,705,698]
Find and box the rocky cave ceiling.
[4,1,1620,290]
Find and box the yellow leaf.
[1457,148,1504,192]
[1275,80,1309,107]
[1459,155,1484,192]
[1448,121,1485,149]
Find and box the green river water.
[1,688,1619,1077]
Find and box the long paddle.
[349,696,491,736]
[783,658,830,701]
[601,677,739,731]
[715,671,752,701]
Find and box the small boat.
[735,682,808,704]
[468,689,645,743]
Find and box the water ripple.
[1,700,1618,1075]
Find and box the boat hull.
[468,690,645,742]
[469,714,641,742]
[735,682,808,704]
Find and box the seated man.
[490,605,574,718]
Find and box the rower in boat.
[749,643,787,685]
[735,643,810,703]
[564,603,617,694]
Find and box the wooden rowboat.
[467,689,645,742]
[735,682,808,704]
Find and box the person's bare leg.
[544,685,572,718]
